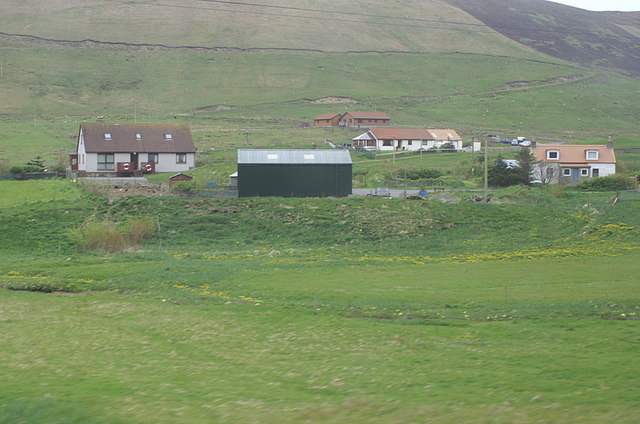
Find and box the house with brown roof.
[74,123,196,176]
[530,143,616,184]
[339,111,391,128]
[352,128,463,151]
[313,114,342,127]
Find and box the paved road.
[352,188,427,198]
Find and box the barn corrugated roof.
[238,149,352,165]
[80,123,196,153]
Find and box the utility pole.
[483,136,489,202]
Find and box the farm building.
[530,143,616,184]
[73,122,196,176]
[352,128,463,151]
[313,114,342,127]
[339,111,391,127]
[237,149,352,197]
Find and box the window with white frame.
[581,168,589,176]
[148,153,158,163]
[586,150,599,160]
[165,133,173,140]
[136,133,142,140]
[563,168,571,176]
[97,153,115,170]
[104,133,112,140]
[546,150,559,160]
[176,153,187,164]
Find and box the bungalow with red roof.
[73,122,196,176]
[352,128,463,151]
[530,143,616,184]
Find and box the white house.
[73,123,196,176]
[352,128,463,152]
[530,143,616,184]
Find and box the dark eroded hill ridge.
[446,0,640,76]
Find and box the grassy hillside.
[0,0,541,55]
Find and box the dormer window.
[164,133,173,140]
[267,154,278,160]
[547,150,559,160]
[586,150,599,160]
[136,133,142,140]
[303,154,315,160]
[104,133,112,140]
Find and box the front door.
[130,153,139,170]
[572,168,580,183]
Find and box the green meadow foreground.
[1,181,639,423]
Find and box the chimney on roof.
[607,136,613,149]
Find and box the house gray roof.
[79,123,196,153]
[238,149,352,165]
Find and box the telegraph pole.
[483,136,488,202]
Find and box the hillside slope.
[446,0,640,76]
[0,0,560,59]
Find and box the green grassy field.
[1,180,639,423]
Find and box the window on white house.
[581,168,589,176]
[176,153,187,164]
[148,153,158,163]
[165,133,173,140]
[586,150,599,160]
[104,133,112,140]
[136,133,142,140]
[563,168,571,176]
[547,150,559,160]
[97,153,115,170]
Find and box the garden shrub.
[577,175,634,191]
[173,180,196,193]
[435,175,465,187]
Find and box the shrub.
[69,219,126,253]
[173,180,196,193]
[9,166,24,175]
[395,168,443,180]
[577,175,634,191]
[125,217,156,245]
[68,217,156,253]
[435,175,465,187]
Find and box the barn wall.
[238,164,352,197]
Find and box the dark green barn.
[237,149,352,197]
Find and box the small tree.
[26,156,46,171]
[513,148,536,186]
[488,156,520,187]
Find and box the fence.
[616,190,640,202]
